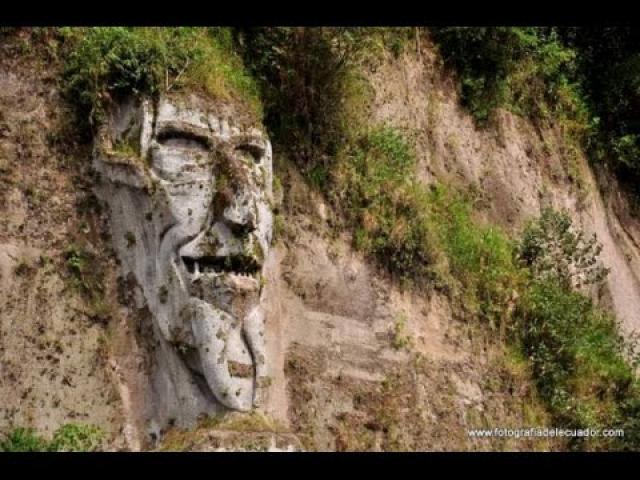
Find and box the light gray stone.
[94,93,274,433]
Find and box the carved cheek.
[156,178,210,230]
[188,188,212,230]
[151,148,182,180]
[255,199,274,249]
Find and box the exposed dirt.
[365,36,640,339]
[258,160,559,451]
[0,36,130,449]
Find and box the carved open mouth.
[181,255,261,277]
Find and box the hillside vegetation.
[431,27,640,198]
[239,27,640,451]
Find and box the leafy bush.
[432,27,640,196]
[516,279,640,450]
[60,27,260,129]
[63,244,111,323]
[0,428,49,452]
[429,186,523,324]
[238,27,371,169]
[331,126,522,325]
[431,27,589,136]
[517,207,609,289]
[65,244,97,294]
[559,28,640,186]
[0,424,103,452]
[512,208,640,450]
[331,127,444,283]
[49,424,103,452]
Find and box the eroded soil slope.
[365,40,640,337]
[0,41,131,448]
[255,162,557,451]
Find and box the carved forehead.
[153,95,266,143]
[95,94,273,190]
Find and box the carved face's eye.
[151,129,213,180]
[235,144,264,164]
[157,130,210,151]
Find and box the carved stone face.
[94,94,273,413]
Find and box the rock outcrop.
[93,93,274,438]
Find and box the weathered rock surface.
[93,93,275,440]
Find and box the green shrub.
[238,27,407,174]
[64,244,109,324]
[431,27,589,137]
[60,27,260,129]
[0,424,103,452]
[611,134,640,174]
[49,424,103,452]
[331,127,444,283]
[0,428,49,452]
[559,28,640,186]
[331,126,522,326]
[429,185,523,324]
[516,279,640,450]
[239,28,365,168]
[65,244,95,293]
[516,207,609,289]
[432,26,640,197]
[513,208,640,450]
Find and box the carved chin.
[188,298,256,411]
[188,272,260,315]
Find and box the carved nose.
[221,190,257,235]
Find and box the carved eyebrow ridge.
[235,143,265,163]
[156,127,212,150]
